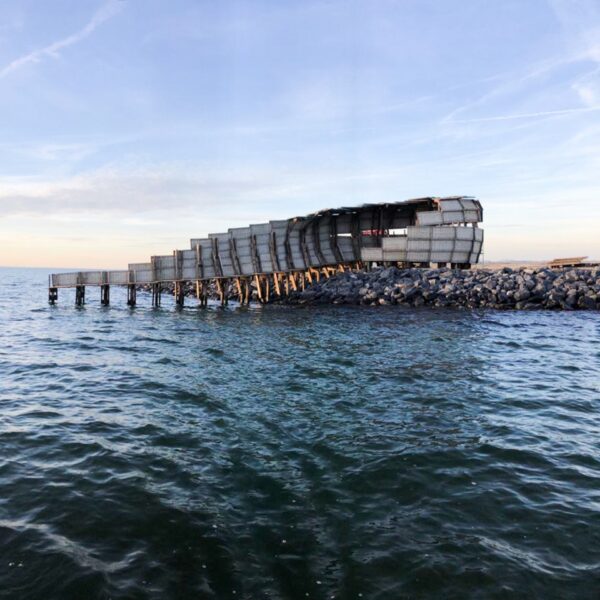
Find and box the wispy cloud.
[0,0,122,79]
[451,105,600,123]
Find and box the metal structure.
[48,196,483,306]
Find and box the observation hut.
[49,196,483,307]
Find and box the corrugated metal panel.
[337,236,356,262]
[288,230,306,269]
[52,272,79,287]
[407,239,432,251]
[439,199,462,211]
[300,224,319,267]
[270,220,290,271]
[107,271,129,285]
[208,232,229,241]
[431,240,454,251]
[416,211,443,226]
[408,226,433,240]
[441,211,464,224]
[382,250,407,261]
[80,272,103,285]
[431,251,452,263]
[382,237,407,251]
[454,240,473,252]
[406,251,430,262]
[249,223,271,235]
[129,263,154,284]
[361,247,383,261]
[431,227,457,240]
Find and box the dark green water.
[1,268,599,599]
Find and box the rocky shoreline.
[281,267,600,310]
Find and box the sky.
[0,0,599,268]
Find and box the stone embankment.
[283,267,600,310]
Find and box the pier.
[48,196,484,307]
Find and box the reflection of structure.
[48,196,483,307]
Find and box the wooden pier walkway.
[49,197,483,307]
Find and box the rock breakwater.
[283,267,600,310]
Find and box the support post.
[152,283,161,307]
[100,284,110,306]
[175,281,185,307]
[127,284,136,307]
[48,287,58,305]
[254,274,263,303]
[75,285,85,307]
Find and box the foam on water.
[1,268,599,599]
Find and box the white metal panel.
[454,240,473,252]
[408,239,432,251]
[416,211,443,226]
[463,210,480,222]
[431,240,454,251]
[382,236,408,251]
[361,247,383,261]
[431,227,456,240]
[441,211,464,224]
[80,272,103,285]
[107,271,129,285]
[460,199,478,210]
[439,199,462,211]
[52,272,79,287]
[249,223,271,235]
[270,220,290,271]
[406,251,430,262]
[288,230,306,269]
[408,226,433,240]
[382,250,407,261]
[456,227,475,240]
[431,252,452,263]
[129,263,153,284]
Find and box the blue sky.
[1,0,599,267]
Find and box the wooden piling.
[75,285,85,307]
[127,284,136,307]
[48,287,58,305]
[175,281,185,307]
[152,283,161,307]
[100,284,110,306]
